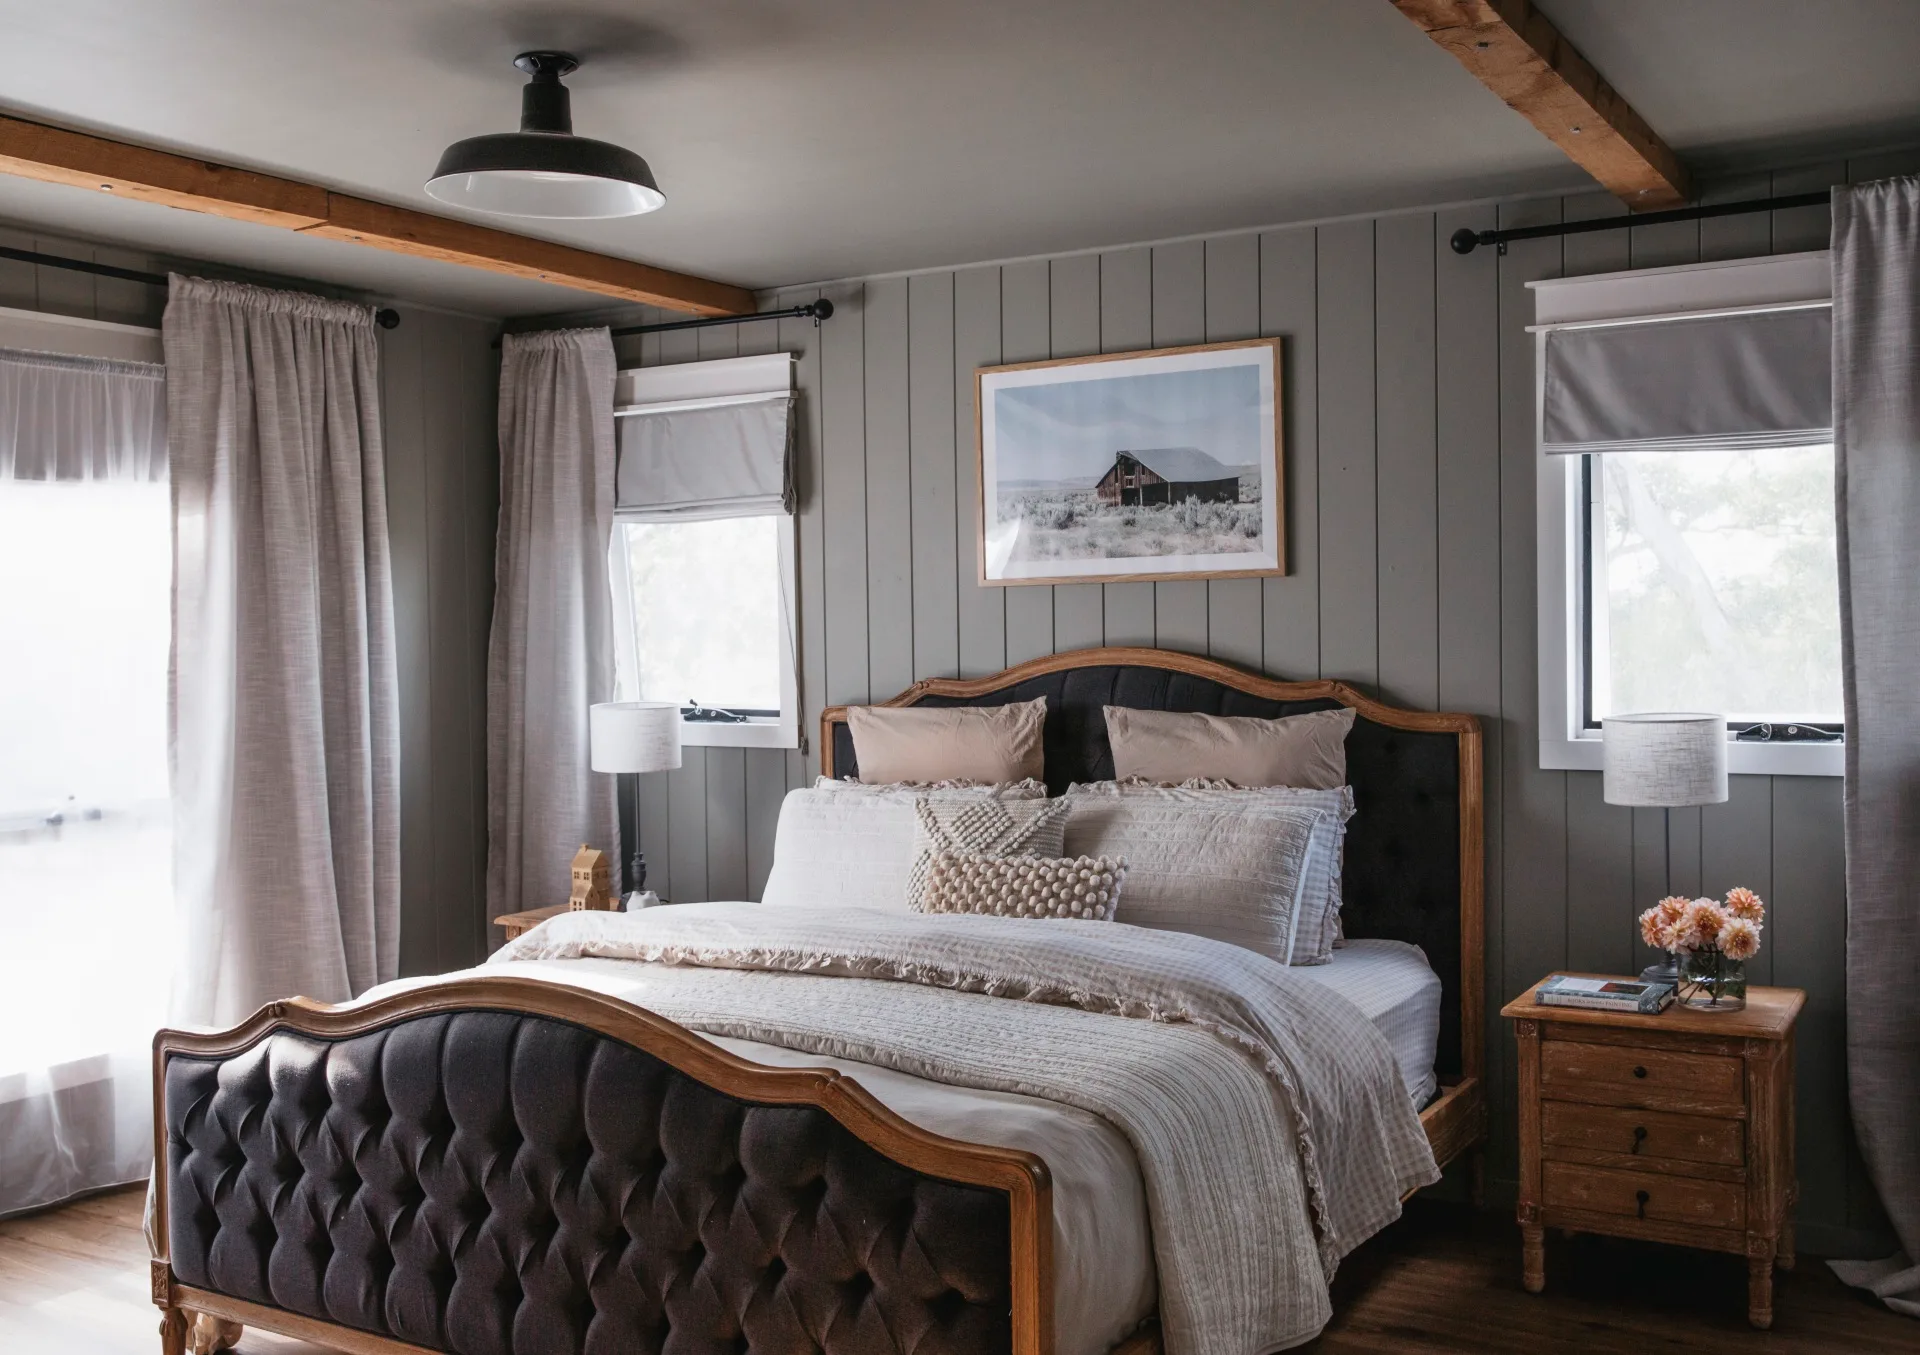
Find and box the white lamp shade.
[1601,712,1728,807]
[590,701,683,774]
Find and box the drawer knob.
[1632,1065,1648,1079]
[1631,1125,1647,1154]
[1636,1189,1650,1219]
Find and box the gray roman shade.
[1541,306,1832,455]
[615,353,796,521]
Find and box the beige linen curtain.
[1830,177,1920,1317]
[166,276,398,1027]
[486,328,619,920]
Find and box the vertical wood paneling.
[1316,219,1378,687]
[863,277,914,700]
[908,273,960,680]
[1050,254,1105,651]
[1099,248,1156,645]
[1204,233,1263,668]
[954,267,1005,676]
[1697,173,1774,262]
[1495,200,1566,1192]
[821,283,870,705]
[1151,241,1209,655]
[1374,212,1438,711]
[1260,227,1320,679]
[1771,162,1844,253]
[1000,261,1055,666]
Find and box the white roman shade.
[0,347,167,482]
[1541,306,1832,455]
[614,352,796,521]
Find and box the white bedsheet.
[1294,939,1445,1109]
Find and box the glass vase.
[1678,948,1747,1012]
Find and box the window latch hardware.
[1733,722,1842,743]
[682,702,749,724]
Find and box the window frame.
[1532,251,1842,777]
[607,514,801,750]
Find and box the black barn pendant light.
[426,51,664,219]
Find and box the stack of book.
[1535,974,1675,1014]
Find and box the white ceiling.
[0,0,1915,318]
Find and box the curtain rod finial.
[1450,227,1482,256]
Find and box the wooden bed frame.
[150,645,1484,1355]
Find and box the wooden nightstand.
[492,905,567,941]
[1502,976,1804,1329]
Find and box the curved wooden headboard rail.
[821,645,1486,1176]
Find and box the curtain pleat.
[1830,177,1920,1317]
[486,328,619,919]
[165,275,399,1027]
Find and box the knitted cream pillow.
[921,850,1128,920]
[905,795,1071,910]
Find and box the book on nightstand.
[1534,974,1675,1014]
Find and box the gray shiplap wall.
[0,222,500,980]
[597,150,1920,1255]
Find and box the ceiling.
[0,0,1915,318]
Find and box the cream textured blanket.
[493,903,1438,1354]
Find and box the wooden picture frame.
[974,337,1285,586]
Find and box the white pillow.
[1061,788,1327,964]
[762,782,1044,911]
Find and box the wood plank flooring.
[2,1187,1908,1354]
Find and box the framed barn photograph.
[974,337,1284,586]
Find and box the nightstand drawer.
[1543,1102,1744,1167]
[1541,1040,1744,1112]
[1543,1161,1745,1229]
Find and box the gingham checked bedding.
[493,903,1437,1354]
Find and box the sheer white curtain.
[0,348,170,1217]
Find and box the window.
[609,353,800,749]
[1535,252,1843,775]
[610,514,798,746]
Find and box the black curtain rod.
[1449,190,1831,256]
[609,298,834,339]
[0,243,402,328]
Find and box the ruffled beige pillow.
[921,850,1127,920]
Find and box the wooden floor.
[2,1186,1910,1354]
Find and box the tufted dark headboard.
[822,647,1483,1085]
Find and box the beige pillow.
[850,697,1047,785]
[921,850,1127,920]
[906,794,1070,909]
[1103,705,1355,790]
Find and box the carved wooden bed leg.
[184,1312,244,1353]
[158,1307,187,1355]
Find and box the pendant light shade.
[426,51,664,220]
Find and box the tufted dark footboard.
[150,977,1052,1355]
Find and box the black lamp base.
[1640,956,1681,986]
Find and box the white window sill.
[678,717,798,750]
[1541,735,1843,778]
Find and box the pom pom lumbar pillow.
[905,794,1071,910]
[921,850,1127,920]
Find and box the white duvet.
[443,903,1438,1354]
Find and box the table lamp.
[590,700,682,902]
[1602,712,1728,984]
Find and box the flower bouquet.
[1637,887,1764,1012]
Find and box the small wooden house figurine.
[568,844,616,912]
[1095,447,1240,507]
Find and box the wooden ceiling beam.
[1390,0,1691,210]
[0,114,753,315]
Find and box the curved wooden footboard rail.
[150,977,1053,1355]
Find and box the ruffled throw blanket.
[493,904,1437,1354]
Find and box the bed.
[149,645,1484,1355]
